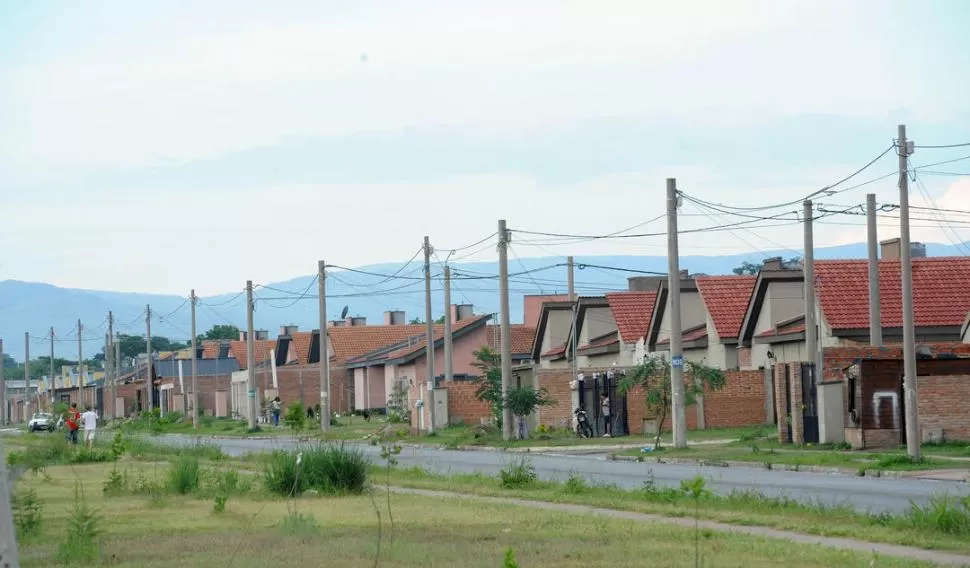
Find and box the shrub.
[55,485,102,565]
[13,488,43,538]
[499,457,537,489]
[168,455,201,494]
[263,444,369,497]
[906,494,970,535]
[562,473,589,495]
[284,402,307,432]
[503,547,519,568]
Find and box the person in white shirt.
[80,406,98,449]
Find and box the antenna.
[340,305,349,320]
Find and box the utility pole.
[145,305,153,411]
[23,332,29,421]
[423,237,436,434]
[190,290,199,430]
[107,312,114,419]
[49,329,55,411]
[666,179,688,449]
[0,339,5,425]
[897,124,920,459]
[245,281,257,430]
[76,320,84,407]
[104,333,111,418]
[866,193,883,347]
[443,265,454,383]
[497,220,513,441]
[0,434,21,568]
[318,261,331,432]
[114,333,121,417]
[803,199,818,374]
[567,256,577,380]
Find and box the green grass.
[11,462,944,567]
[381,465,970,555]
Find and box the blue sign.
[671,355,684,368]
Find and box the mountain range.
[2,241,966,360]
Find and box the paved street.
[157,434,968,514]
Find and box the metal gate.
[576,371,628,437]
[800,363,819,444]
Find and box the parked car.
[28,412,56,432]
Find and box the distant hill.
[2,241,966,359]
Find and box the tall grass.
[263,443,369,496]
[167,455,201,494]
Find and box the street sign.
[671,355,684,368]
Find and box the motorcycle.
[574,408,593,438]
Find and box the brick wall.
[823,343,970,380]
[265,365,354,415]
[441,381,492,426]
[919,374,970,441]
[774,364,789,443]
[163,374,233,417]
[536,369,573,429]
[738,347,753,369]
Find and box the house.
[645,271,708,362]
[565,291,659,369]
[531,299,575,369]
[153,358,239,418]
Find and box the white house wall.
[751,280,804,369]
[655,290,705,347]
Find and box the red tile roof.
[605,291,658,344]
[657,324,708,345]
[541,344,567,359]
[347,316,490,365]
[327,324,437,363]
[201,340,223,359]
[577,331,620,353]
[228,339,276,369]
[287,331,313,365]
[695,275,757,340]
[815,258,970,330]
[486,325,537,355]
[755,316,806,339]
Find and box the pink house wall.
[523,294,570,329]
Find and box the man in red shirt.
[65,403,80,445]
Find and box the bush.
[499,457,537,489]
[168,455,201,494]
[263,443,369,497]
[56,485,102,565]
[13,488,43,538]
[284,402,307,431]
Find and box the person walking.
[271,397,282,427]
[600,392,612,437]
[64,403,81,446]
[81,405,98,449]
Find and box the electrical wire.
[914,141,970,149]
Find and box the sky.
[1,0,969,296]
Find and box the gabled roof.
[576,330,620,356]
[656,323,708,348]
[153,358,240,377]
[646,277,699,348]
[605,291,658,344]
[308,323,446,365]
[346,315,492,368]
[202,340,230,360]
[276,331,313,365]
[695,275,757,341]
[228,339,276,370]
[815,258,970,331]
[530,299,575,360]
[541,344,567,360]
[486,325,536,358]
[565,296,612,359]
[738,267,804,345]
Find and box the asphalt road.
[155,434,968,514]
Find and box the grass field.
[8,461,944,567]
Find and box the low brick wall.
[268,365,354,415]
[441,380,491,426]
[919,374,970,441]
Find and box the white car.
[28,412,56,432]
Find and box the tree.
[732,261,760,275]
[619,356,726,448]
[407,316,446,325]
[197,324,240,342]
[471,346,503,428]
[504,385,555,439]
[115,334,187,361]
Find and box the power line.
[914,141,970,149]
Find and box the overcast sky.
[1,0,968,296]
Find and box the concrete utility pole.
[245,281,257,430]
[1,338,5,425]
[318,261,331,432]
[104,333,111,419]
[567,256,577,380]
[423,237,436,434]
[145,305,153,411]
[0,434,21,568]
[497,220,513,441]
[666,179,688,449]
[114,333,121,417]
[24,332,29,420]
[49,329,55,411]
[803,200,819,385]
[76,319,84,406]
[190,290,199,430]
[443,265,454,383]
[107,312,114,419]
[866,193,883,347]
[897,124,920,459]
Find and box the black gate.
[783,365,793,443]
[800,363,820,445]
[576,371,629,437]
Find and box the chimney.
[349,316,366,326]
[679,269,690,280]
[627,276,665,292]
[449,304,475,323]
[238,331,247,341]
[329,320,345,327]
[762,256,784,271]
[880,238,901,260]
[279,325,299,336]
[383,310,406,325]
[255,330,269,341]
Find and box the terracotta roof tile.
[657,324,708,345]
[201,341,222,359]
[605,291,658,344]
[815,258,970,330]
[288,332,313,365]
[695,275,757,340]
[541,344,567,358]
[755,316,806,339]
[347,316,491,364]
[327,323,443,363]
[487,325,536,355]
[577,331,620,353]
[228,339,276,369]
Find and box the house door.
[577,374,629,437]
[800,363,820,445]
[784,365,792,443]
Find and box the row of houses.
[30,237,970,447]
